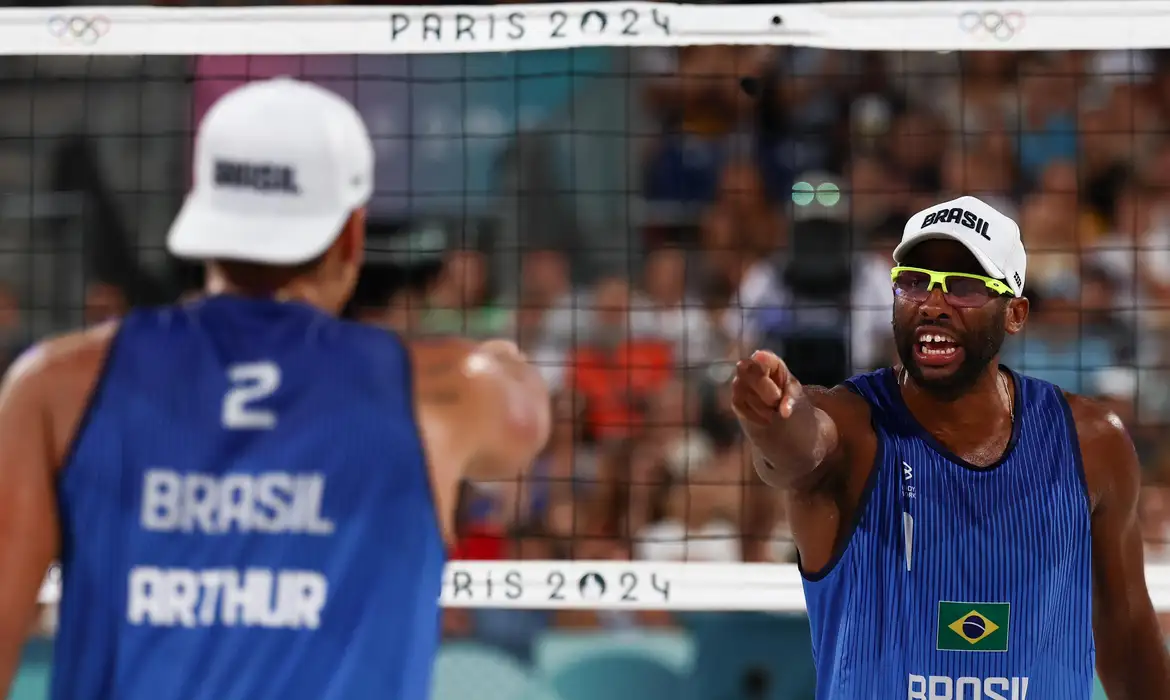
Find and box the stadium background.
[6,3,1170,699]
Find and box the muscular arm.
[1071,395,1170,698]
[413,338,550,483]
[745,390,840,489]
[731,352,873,491]
[0,350,61,691]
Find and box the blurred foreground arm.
[0,349,61,693]
[731,350,841,489]
[414,338,551,482]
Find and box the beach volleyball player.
[733,196,1170,699]
[0,78,550,700]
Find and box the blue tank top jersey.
[52,296,446,700]
[802,366,1093,700]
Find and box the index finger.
[735,357,767,381]
[751,350,788,379]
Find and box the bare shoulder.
[6,322,117,395]
[1063,391,1138,511]
[1,322,119,468]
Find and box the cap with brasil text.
[895,195,1027,297]
[167,77,374,265]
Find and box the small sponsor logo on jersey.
[937,601,1010,652]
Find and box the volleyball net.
[10,2,1170,699]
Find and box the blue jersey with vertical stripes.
[52,296,446,700]
[802,366,1093,700]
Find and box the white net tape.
[3,1,1170,56]
[33,562,1170,611]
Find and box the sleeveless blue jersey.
[52,296,446,700]
[802,367,1093,700]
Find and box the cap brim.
[893,228,1011,291]
[167,195,348,265]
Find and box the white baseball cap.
[894,195,1027,297]
[168,77,374,265]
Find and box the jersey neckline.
[882,364,1025,472]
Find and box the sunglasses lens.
[893,270,932,301]
[944,276,999,307]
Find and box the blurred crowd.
[7,12,1170,685]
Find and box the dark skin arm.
[731,350,876,570]
[731,350,846,489]
[1070,394,1170,698]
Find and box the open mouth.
[914,329,963,367]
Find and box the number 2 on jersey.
[222,361,281,429]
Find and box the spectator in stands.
[884,110,948,198]
[1079,107,1135,222]
[1015,54,1081,185]
[514,249,571,350]
[633,455,741,564]
[633,245,719,370]
[1018,192,1081,292]
[642,46,771,203]
[1002,284,1122,395]
[83,282,128,326]
[567,277,672,441]
[1036,160,1107,243]
[935,52,1020,139]
[423,247,510,338]
[849,212,901,374]
[940,148,1015,221]
[845,156,905,234]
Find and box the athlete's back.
[0,78,550,698]
[53,297,445,700]
[804,367,1091,699]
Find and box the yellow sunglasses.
[890,266,1013,308]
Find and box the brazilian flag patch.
[936,601,1010,652]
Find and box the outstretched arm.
[732,350,862,490]
[1073,396,1170,698]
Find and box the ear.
[1004,296,1029,335]
[339,208,367,269]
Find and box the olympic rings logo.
[958,10,1025,41]
[47,15,111,46]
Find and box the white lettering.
[140,470,334,536]
[909,675,1028,700]
[984,676,1009,700]
[181,474,218,534]
[127,566,327,629]
[218,475,253,533]
[141,470,180,530]
[127,566,165,625]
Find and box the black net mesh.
[9,44,1170,700]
